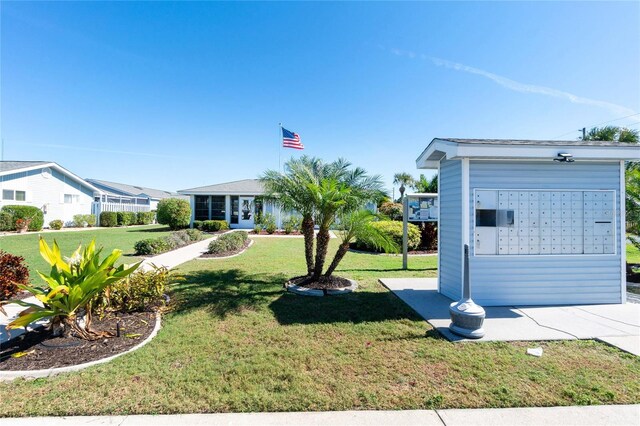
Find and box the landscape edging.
[0,312,162,382]
[285,278,358,297]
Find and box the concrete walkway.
[2,405,638,426]
[380,278,640,355]
[1,233,222,344]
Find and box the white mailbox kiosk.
[416,138,640,306]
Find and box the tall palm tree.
[581,125,639,143]
[393,172,414,199]
[324,210,398,277]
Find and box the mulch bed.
[0,311,155,371]
[252,230,302,236]
[199,239,251,258]
[288,275,352,290]
[627,263,640,284]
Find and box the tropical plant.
[393,172,415,199]
[156,198,191,230]
[355,220,421,252]
[378,201,403,221]
[49,219,64,230]
[581,126,639,143]
[0,238,140,340]
[325,210,398,276]
[282,215,302,234]
[414,173,438,193]
[0,250,29,301]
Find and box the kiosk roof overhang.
[416,138,640,169]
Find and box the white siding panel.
[439,159,463,300]
[468,161,622,306]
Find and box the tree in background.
[581,125,639,143]
[156,198,191,230]
[393,172,415,200]
[414,174,438,193]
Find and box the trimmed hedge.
[100,211,118,227]
[201,220,229,232]
[117,211,137,226]
[133,229,204,255]
[136,211,155,225]
[156,198,191,230]
[0,205,44,231]
[207,231,248,254]
[73,214,96,227]
[49,220,64,230]
[0,211,14,231]
[355,220,421,252]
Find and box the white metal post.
[402,196,408,270]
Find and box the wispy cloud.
[388,48,637,117]
[22,143,193,160]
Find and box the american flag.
[282,127,304,150]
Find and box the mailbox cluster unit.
[416,138,640,306]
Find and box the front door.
[238,197,254,228]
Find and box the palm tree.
[581,126,639,143]
[324,210,398,277]
[414,173,438,193]
[393,172,415,199]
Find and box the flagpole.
[278,122,282,172]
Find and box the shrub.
[355,220,421,252]
[262,213,277,234]
[136,211,155,225]
[134,238,173,255]
[167,230,191,248]
[156,198,191,230]
[282,215,301,234]
[0,211,14,231]
[49,219,64,230]
[378,202,403,221]
[207,231,248,254]
[94,266,170,315]
[84,214,97,227]
[100,211,118,227]
[73,214,93,227]
[0,250,30,301]
[185,228,203,241]
[117,211,137,226]
[253,224,262,234]
[1,205,44,231]
[193,220,204,230]
[201,220,229,232]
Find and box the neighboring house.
[178,179,283,229]
[0,161,101,226]
[416,138,640,306]
[86,179,186,217]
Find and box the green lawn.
[627,239,640,264]
[1,237,638,417]
[0,225,172,274]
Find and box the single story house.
[86,179,186,217]
[416,138,640,306]
[178,179,283,229]
[0,161,101,226]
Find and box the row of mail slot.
[477,190,614,209]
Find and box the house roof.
[0,161,51,173]
[178,179,265,195]
[0,161,103,193]
[416,138,640,169]
[86,179,180,200]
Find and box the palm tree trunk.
[312,226,331,279]
[301,214,315,275]
[324,241,350,277]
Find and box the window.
[3,190,14,200]
[2,190,26,201]
[64,194,80,204]
[211,196,226,220]
[194,196,210,221]
[231,196,239,224]
[15,191,26,201]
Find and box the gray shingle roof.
[86,179,179,199]
[178,179,264,195]
[438,138,640,147]
[0,161,51,173]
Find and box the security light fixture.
[554,152,574,163]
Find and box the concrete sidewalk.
[380,278,640,355]
[2,405,638,426]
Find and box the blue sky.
[2,1,639,194]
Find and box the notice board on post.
[406,193,438,222]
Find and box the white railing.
[92,202,151,217]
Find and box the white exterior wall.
[438,159,464,300]
[467,160,623,306]
[0,168,95,227]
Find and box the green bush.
[282,215,301,234]
[193,220,204,230]
[0,250,30,301]
[1,205,44,231]
[262,213,277,234]
[185,228,203,241]
[94,266,170,315]
[117,211,137,226]
[134,238,172,255]
[136,211,155,225]
[378,202,403,221]
[156,198,191,230]
[100,211,118,227]
[207,231,249,254]
[355,220,421,252]
[73,214,96,227]
[253,224,262,234]
[49,220,64,230]
[0,211,14,231]
[201,220,229,232]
